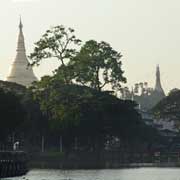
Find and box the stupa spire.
[154,65,165,95]
[7,19,37,87]
[19,16,23,29]
[17,17,26,53]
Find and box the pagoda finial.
[19,16,23,30]
[154,65,165,95]
[17,16,25,52]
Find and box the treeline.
[0,81,160,153]
[153,88,180,120]
[0,25,160,153]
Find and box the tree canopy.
[153,89,180,120]
[69,40,126,91]
[29,25,81,84]
[29,26,126,93]
[30,76,160,151]
[25,25,160,152]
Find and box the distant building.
[7,19,37,87]
[121,65,166,110]
[133,66,179,135]
[139,109,178,136]
[154,65,165,96]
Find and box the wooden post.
[41,136,45,153]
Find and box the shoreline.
[28,151,180,169]
[29,161,180,169]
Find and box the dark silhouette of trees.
[0,89,25,141]
[27,25,159,153]
[30,77,158,152]
[153,88,180,120]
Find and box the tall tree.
[69,40,126,91]
[29,25,81,84]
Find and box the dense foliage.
[69,40,126,91]
[153,88,180,120]
[30,26,126,92]
[0,89,25,140]
[30,77,159,152]
[29,25,81,84]
[0,25,161,153]
[0,80,160,152]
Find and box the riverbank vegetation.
[153,88,180,120]
[0,25,161,157]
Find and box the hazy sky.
[1,0,180,93]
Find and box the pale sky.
[1,0,180,93]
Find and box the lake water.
[4,168,180,180]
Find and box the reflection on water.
[4,168,180,180]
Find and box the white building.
[7,19,37,87]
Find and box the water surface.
[4,168,180,180]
